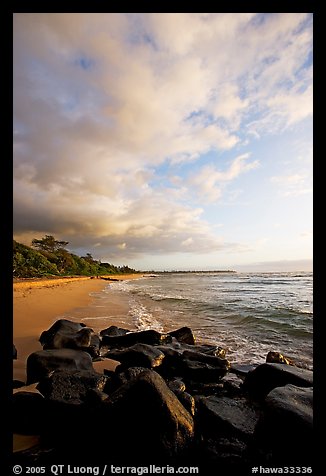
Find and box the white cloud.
[271,172,312,197]
[13,13,313,260]
[188,153,259,203]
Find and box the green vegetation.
[13,236,137,278]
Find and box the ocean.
[63,272,313,370]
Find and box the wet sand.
[13,275,143,381]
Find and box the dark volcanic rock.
[168,327,196,345]
[167,378,186,393]
[230,364,258,377]
[183,349,229,366]
[105,344,165,368]
[100,325,131,337]
[39,319,86,346]
[13,391,45,434]
[196,395,261,441]
[101,329,172,348]
[243,363,313,398]
[176,391,195,416]
[255,384,313,464]
[13,344,18,359]
[103,369,194,459]
[113,366,151,390]
[266,351,294,365]
[39,319,101,357]
[37,369,108,404]
[181,358,230,382]
[26,349,94,384]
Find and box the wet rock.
[176,391,195,416]
[266,351,294,365]
[13,344,18,359]
[167,378,186,393]
[230,364,258,377]
[26,349,94,384]
[114,366,150,388]
[36,369,108,404]
[183,349,229,367]
[105,344,165,368]
[103,369,194,459]
[39,319,86,346]
[255,384,313,464]
[196,395,261,441]
[168,327,196,345]
[100,325,131,337]
[39,319,101,358]
[222,373,244,397]
[243,363,313,398]
[181,358,230,383]
[101,329,172,348]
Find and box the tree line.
[13,235,137,278]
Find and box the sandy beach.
[13,275,143,381]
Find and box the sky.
[13,13,313,272]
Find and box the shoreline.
[13,274,144,381]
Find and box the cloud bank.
[13,13,313,264]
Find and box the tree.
[32,235,69,253]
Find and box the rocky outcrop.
[26,349,94,384]
[14,320,313,469]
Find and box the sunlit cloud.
[13,13,313,267]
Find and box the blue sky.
[13,13,313,271]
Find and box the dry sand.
[13,274,143,381]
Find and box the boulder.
[39,319,86,346]
[100,325,131,337]
[103,369,194,459]
[254,384,313,464]
[13,344,18,359]
[39,319,101,357]
[266,351,294,365]
[196,395,261,441]
[168,327,196,345]
[176,391,195,416]
[26,349,94,384]
[114,366,151,385]
[101,329,172,348]
[36,369,108,404]
[105,344,165,368]
[243,363,313,398]
[185,381,224,396]
[183,349,229,366]
[167,378,186,393]
[181,358,230,383]
[230,364,258,377]
[13,391,45,434]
